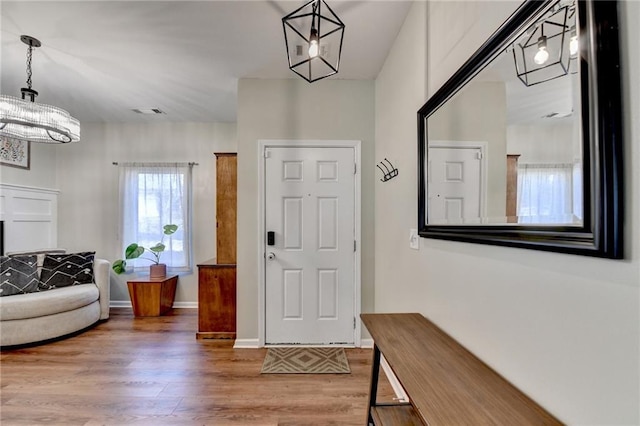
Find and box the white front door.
[428,145,483,224]
[264,146,356,345]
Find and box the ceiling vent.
[132,108,165,115]
[543,110,572,119]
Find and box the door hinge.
[353,317,356,329]
[264,149,271,158]
[476,151,483,160]
[354,163,357,174]
[354,240,356,252]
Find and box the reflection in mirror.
[426,0,582,226]
[417,0,623,258]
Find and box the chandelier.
[0,35,80,143]
[282,0,345,83]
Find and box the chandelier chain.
[26,44,33,90]
[312,1,318,26]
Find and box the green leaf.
[112,259,126,274]
[163,224,178,235]
[125,244,145,259]
[149,243,166,253]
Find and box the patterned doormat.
[261,347,351,374]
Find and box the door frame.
[428,140,488,222]
[258,140,362,347]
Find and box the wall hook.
[377,158,398,182]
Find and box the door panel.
[318,197,338,250]
[283,269,303,319]
[283,198,303,249]
[265,147,355,345]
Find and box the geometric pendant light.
[512,3,576,87]
[0,35,80,143]
[282,0,345,83]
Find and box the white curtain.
[517,163,576,224]
[118,162,193,272]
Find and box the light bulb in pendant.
[533,36,549,65]
[569,32,578,56]
[309,28,319,58]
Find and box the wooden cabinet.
[127,275,178,317]
[196,153,237,339]
[215,153,236,265]
[196,259,236,339]
[506,154,521,223]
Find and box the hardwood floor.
[1,308,394,425]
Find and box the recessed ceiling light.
[132,108,165,115]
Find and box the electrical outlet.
[409,229,419,250]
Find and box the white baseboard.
[109,301,197,309]
[232,338,374,349]
[173,302,197,309]
[233,339,260,349]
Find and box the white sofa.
[0,257,110,347]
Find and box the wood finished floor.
[0,308,395,425]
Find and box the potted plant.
[112,224,178,278]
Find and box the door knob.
[267,252,276,260]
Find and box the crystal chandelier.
[0,35,80,143]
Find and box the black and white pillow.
[0,255,39,297]
[39,252,95,290]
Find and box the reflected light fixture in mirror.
[534,36,549,64]
[569,28,579,56]
[513,2,575,87]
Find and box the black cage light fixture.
[282,0,345,83]
[512,1,576,87]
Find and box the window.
[517,163,579,224]
[119,163,193,272]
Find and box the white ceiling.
[1,1,412,123]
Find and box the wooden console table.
[361,313,562,425]
[127,275,178,317]
[196,259,236,339]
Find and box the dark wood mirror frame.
[417,0,623,258]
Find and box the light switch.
[409,229,419,250]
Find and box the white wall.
[375,1,639,424]
[507,124,576,164]
[56,122,237,303]
[0,142,57,189]
[236,79,375,340]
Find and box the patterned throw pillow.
[0,255,39,297]
[39,252,95,290]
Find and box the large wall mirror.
[418,0,623,258]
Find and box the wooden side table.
[196,259,236,339]
[127,274,178,317]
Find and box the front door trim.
[258,140,362,347]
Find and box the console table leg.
[367,344,382,425]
